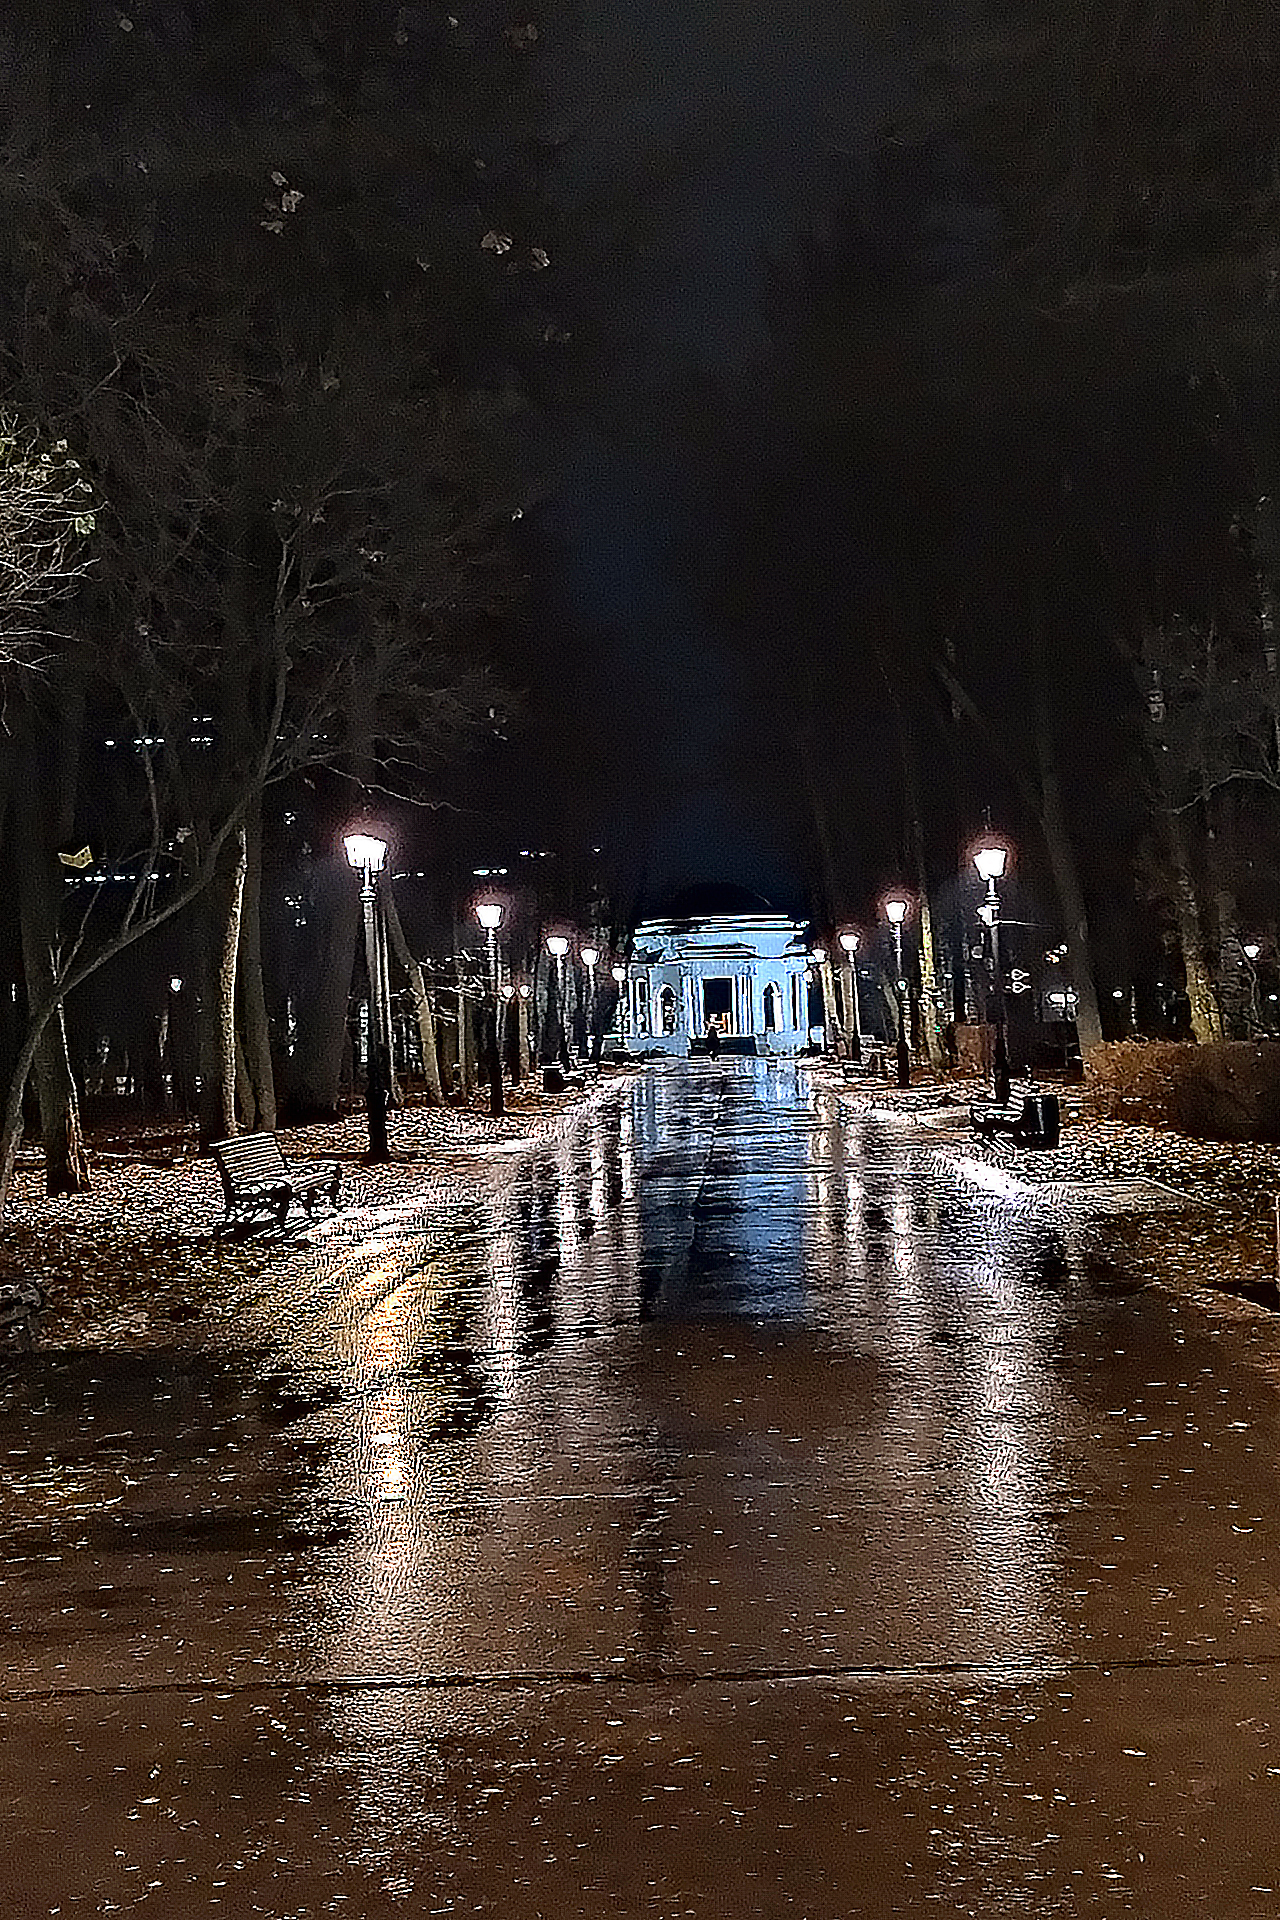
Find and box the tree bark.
[457,978,477,1094]
[1165,802,1223,1042]
[197,824,247,1146]
[235,791,276,1132]
[1021,609,1104,1052]
[14,699,91,1194]
[383,885,444,1104]
[289,855,360,1116]
[875,629,945,1069]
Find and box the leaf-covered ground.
[820,1065,1280,1310]
[1,1075,632,1352]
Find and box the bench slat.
[210,1132,342,1235]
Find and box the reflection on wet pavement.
[7,1057,1280,1913]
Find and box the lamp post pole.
[344,832,391,1162]
[516,982,532,1078]
[545,935,570,1071]
[476,901,505,1117]
[611,962,628,1049]
[884,896,911,1089]
[580,944,600,1062]
[973,842,1011,1103]
[838,930,863,1063]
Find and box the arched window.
[763,982,779,1032]
[660,985,678,1034]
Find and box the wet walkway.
[6,1057,1280,1914]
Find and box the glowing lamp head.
[475,900,504,932]
[973,843,1008,884]
[546,934,569,959]
[580,944,600,968]
[838,930,859,956]
[1245,941,1262,961]
[809,943,826,963]
[344,831,388,873]
[518,982,532,999]
[499,982,515,999]
[884,896,909,928]
[169,976,183,993]
[611,963,627,984]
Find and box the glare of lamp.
[580,944,600,968]
[838,930,859,955]
[884,896,909,927]
[546,934,569,958]
[1244,941,1262,960]
[1112,988,1125,999]
[810,943,826,962]
[343,831,388,873]
[476,900,504,932]
[518,982,532,999]
[169,976,183,993]
[973,843,1008,884]
[611,963,627,984]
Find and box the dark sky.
[519,0,912,916]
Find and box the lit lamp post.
[545,934,570,1070]
[883,894,911,1089]
[517,980,533,1077]
[475,900,505,1116]
[499,981,516,1082]
[580,943,600,1062]
[611,961,628,1043]
[972,842,1011,1103]
[476,899,504,994]
[1244,940,1263,1032]
[809,943,838,1054]
[344,830,391,1162]
[838,929,863,1062]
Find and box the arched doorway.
[659,986,678,1035]
[763,982,779,1032]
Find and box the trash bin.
[1019,1091,1060,1149]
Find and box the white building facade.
[623,908,810,1056]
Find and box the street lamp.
[972,840,1011,1103]
[344,829,390,1162]
[476,899,504,993]
[580,943,600,1061]
[475,899,505,1116]
[838,930,863,1062]
[883,894,911,1088]
[611,960,628,1040]
[545,934,570,1069]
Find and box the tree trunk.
[289,856,360,1116]
[14,701,90,1194]
[1165,803,1223,1042]
[818,953,841,1050]
[235,791,276,1132]
[876,632,944,1070]
[197,824,247,1146]
[1029,599,1104,1053]
[457,980,477,1094]
[383,886,443,1104]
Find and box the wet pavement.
[6,1057,1280,1914]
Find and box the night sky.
[505,0,912,917]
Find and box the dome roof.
[665,881,776,919]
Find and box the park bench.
[210,1132,342,1237]
[0,1279,45,1350]
[969,1085,1061,1151]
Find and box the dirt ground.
[1,1071,637,1350]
